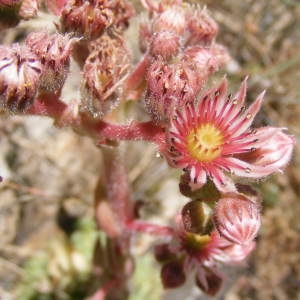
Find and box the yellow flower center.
[186,123,223,162]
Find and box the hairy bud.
[213,194,261,245]
[185,6,218,46]
[152,6,185,35]
[19,0,38,19]
[145,59,200,124]
[61,0,113,39]
[81,34,130,118]
[0,44,42,112]
[183,45,230,78]
[150,31,180,60]
[26,32,77,92]
[61,0,134,39]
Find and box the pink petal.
[228,91,265,138]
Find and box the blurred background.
[0,0,300,299]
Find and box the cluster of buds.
[127,1,230,125]
[0,33,76,112]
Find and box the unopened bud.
[181,200,209,234]
[61,0,134,39]
[61,0,114,39]
[161,260,186,288]
[195,267,223,296]
[145,59,199,124]
[150,31,180,60]
[81,34,130,118]
[184,44,230,77]
[213,194,261,245]
[19,0,38,19]
[0,44,42,112]
[152,6,185,35]
[26,32,77,92]
[185,7,218,46]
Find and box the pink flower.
[166,78,295,192]
[213,194,261,245]
[154,214,255,294]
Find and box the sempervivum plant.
[0,0,295,298]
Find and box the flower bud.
[26,32,77,92]
[61,0,134,39]
[150,31,180,60]
[19,0,38,19]
[183,44,230,77]
[61,0,114,39]
[161,260,186,288]
[185,7,218,46]
[145,59,199,124]
[0,44,42,112]
[213,194,261,245]
[181,200,208,234]
[152,6,185,35]
[81,34,130,118]
[196,267,223,296]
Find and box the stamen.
[186,123,224,162]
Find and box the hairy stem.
[26,93,166,151]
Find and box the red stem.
[26,93,67,119]
[126,220,174,237]
[26,93,167,151]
